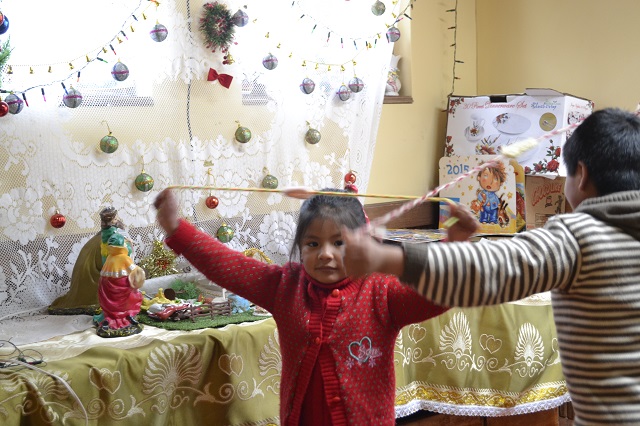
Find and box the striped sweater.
[400,190,640,426]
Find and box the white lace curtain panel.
[0,0,395,319]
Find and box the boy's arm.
[342,202,478,277]
[400,220,580,307]
[341,227,404,277]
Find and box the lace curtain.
[0,0,396,320]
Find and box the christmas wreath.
[199,2,235,52]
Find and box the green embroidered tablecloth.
[0,295,567,425]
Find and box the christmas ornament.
[232,9,249,27]
[139,240,179,279]
[150,23,168,42]
[135,170,154,192]
[262,171,278,189]
[63,87,83,108]
[207,68,233,88]
[371,0,386,16]
[344,183,358,193]
[300,78,315,94]
[348,77,364,93]
[344,170,357,185]
[386,26,401,42]
[99,121,118,153]
[0,14,8,35]
[200,2,235,52]
[100,133,119,154]
[0,101,9,117]
[4,93,24,114]
[262,53,278,70]
[234,122,252,143]
[216,222,234,243]
[222,52,235,65]
[337,84,351,101]
[305,126,321,145]
[50,211,66,229]
[111,61,130,81]
[205,195,219,209]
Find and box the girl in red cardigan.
[155,188,462,426]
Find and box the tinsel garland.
[0,38,11,87]
[199,2,235,52]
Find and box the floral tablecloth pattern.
[0,296,567,425]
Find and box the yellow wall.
[370,0,477,199]
[476,0,640,111]
[373,0,640,200]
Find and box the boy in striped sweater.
[342,107,640,426]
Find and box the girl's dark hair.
[289,188,366,260]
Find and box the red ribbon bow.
[207,68,233,88]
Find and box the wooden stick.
[166,185,456,205]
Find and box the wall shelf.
[384,96,413,104]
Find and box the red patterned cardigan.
[166,220,448,426]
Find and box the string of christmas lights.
[447,0,463,96]
[0,0,159,100]
[290,0,414,49]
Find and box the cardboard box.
[438,155,523,235]
[444,88,593,175]
[524,175,566,229]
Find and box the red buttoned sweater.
[166,220,448,425]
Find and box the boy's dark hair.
[290,188,366,260]
[563,108,640,195]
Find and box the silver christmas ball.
[337,85,351,101]
[63,88,83,108]
[348,77,364,93]
[111,61,130,81]
[5,93,24,114]
[262,53,278,70]
[150,23,168,42]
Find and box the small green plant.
[170,280,201,300]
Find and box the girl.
[154,188,452,426]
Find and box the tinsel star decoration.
[139,240,179,279]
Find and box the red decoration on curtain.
[207,68,233,88]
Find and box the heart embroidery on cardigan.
[348,336,372,363]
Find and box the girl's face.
[478,168,500,191]
[300,218,347,284]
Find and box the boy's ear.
[576,161,590,191]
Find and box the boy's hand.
[342,226,404,277]
[446,203,479,242]
[154,189,180,237]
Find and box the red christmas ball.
[50,212,66,229]
[0,101,9,117]
[344,183,358,193]
[205,195,219,209]
[344,171,357,185]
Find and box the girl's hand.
[154,189,180,237]
[446,203,479,242]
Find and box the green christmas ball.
[100,134,119,154]
[135,172,154,192]
[262,174,278,189]
[235,126,252,143]
[305,128,321,145]
[216,223,234,243]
